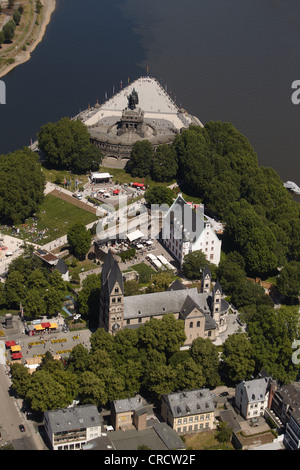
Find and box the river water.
[0,0,299,183]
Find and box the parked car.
[219,392,229,397]
[19,424,25,432]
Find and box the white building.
[162,194,221,266]
[44,405,102,450]
[235,377,271,420]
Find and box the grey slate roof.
[112,395,144,414]
[167,279,187,291]
[123,288,209,319]
[45,405,101,433]
[242,377,270,403]
[102,251,124,294]
[163,389,214,418]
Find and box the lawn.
[1,194,98,245]
[183,430,234,450]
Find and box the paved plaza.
[1,315,92,368]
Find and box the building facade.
[161,389,215,435]
[99,252,229,344]
[235,377,271,420]
[162,194,221,266]
[44,405,102,450]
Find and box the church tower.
[201,266,211,293]
[99,251,124,334]
[211,281,222,325]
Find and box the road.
[0,364,45,450]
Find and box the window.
[189,322,193,328]
[126,319,130,325]
[197,321,200,328]
[112,298,116,303]
[118,297,122,303]
[115,287,119,293]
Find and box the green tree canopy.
[126,140,154,177]
[151,144,178,182]
[67,223,92,260]
[37,117,103,173]
[0,148,45,224]
[183,251,214,280]
[144,185,174,207]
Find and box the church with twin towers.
[99,251,229,346]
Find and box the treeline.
[0,3,24,46]
[128,121,300,279]
[0,246,69,318]
[37,117,103,174]
[10,303,300,413]
[0,147,45,225]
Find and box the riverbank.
[0,0,56,79]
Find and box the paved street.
[0,363,45,450]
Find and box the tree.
[24,288,46,320]
[0,148,45,224]
[221,333,255,384]
[146,271,175,293]
[175,357,205,391]
[10,363,32,398]
[137,314,186,359]
[182,251,212,280]
[151,144,178,182]
[126,140,154,177]
[190,337,220,388]
[3,20,16,43]
[67,223,92,260]
[37,117,102,172]
[67,343,90,373]
[276,261,300,303]
[144,185,174,207]
[216,422,233,444]
[26,370,70,412]
[13,10,21,25]
[77,371,107,406]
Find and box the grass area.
[42,167,89,192]
[130,263,156,278]
[68,259,99,277]
[183,430,234,450]
[100,166,176,189]
[1,194,98,244]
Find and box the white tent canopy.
[126,230,144,242]
[91,172,112,181]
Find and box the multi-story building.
[235,377,271,420]
[162,194,221,267]
[271,382,300,427]
[111,395,148,431]
[161,389,215,435]
[99,251,229,343]
[44,405,102,450]
[284,410,300,450]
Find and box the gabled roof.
[164,193,205,242]
[180,295,204,319]
[167,279,186,291]
[101,251,115,284]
